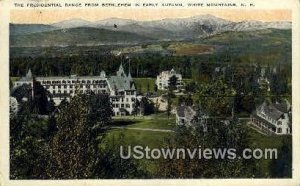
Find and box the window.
[126,104,130,108]
[277,128,282,133]
[70,85,73,88]
[64,85,67,88]
[121,104,124,108]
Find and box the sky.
[10,9,291,24]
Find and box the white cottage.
[176,106,197,126]
[155,69,184,91]
[250,100,292,135]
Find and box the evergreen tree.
[47,93,113,178]
[10,102,50,179]
[169,75,178,91]
[166,91,172,119]
[157,118,259,178]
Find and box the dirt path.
[111,126,174,133]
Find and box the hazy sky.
[11,9,291,24]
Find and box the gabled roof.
[176,106,196,118]
[108,63,135,91]
[258,102,285,120]
[273,100,291,113]
[108,76,132,90]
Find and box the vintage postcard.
[0,0,300,185]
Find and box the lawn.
[103,127,174,148]
[103,128,174,175]
[133,78,156,93]
[167,43,215,56]
[246,125,292,177]
[10,77,19,82]
[103,113,176,175]
[103,114,292,178]
[112,113,176,130]
[247,126,290,149]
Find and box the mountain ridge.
[10,14,292,46]
[10,27,155,47]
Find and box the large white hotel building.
[13,64,137,116]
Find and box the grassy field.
[103,113,176,175]
[133,78,156,94]
[112,113,176,130]
[167,43,215,56]
[246,125,292,177]
[112,42,215,57]
[102,117,292,177]
[10,77,19,82]
[103,127,174,175]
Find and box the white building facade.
[250,100,292,135]
[13,64,137,116]
[155,69,184,91]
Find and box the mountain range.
[10,14,292,47]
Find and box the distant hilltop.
[10,14,291,47]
